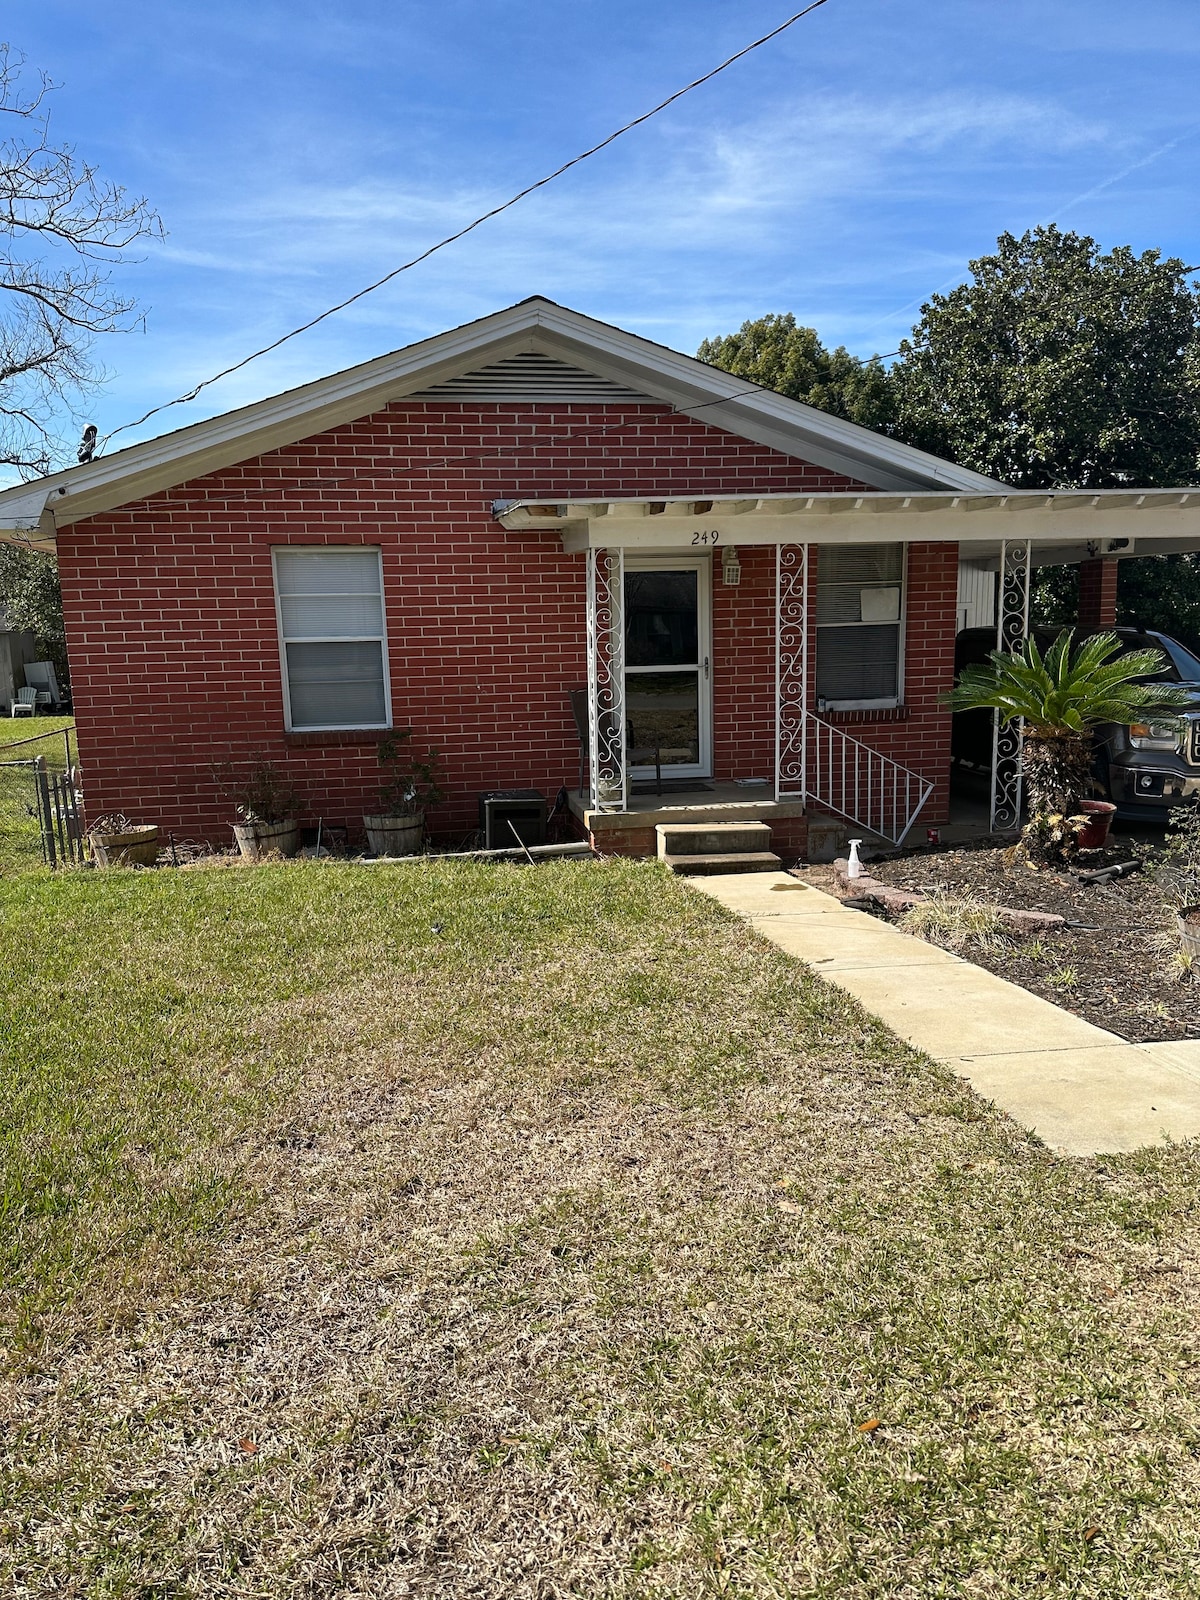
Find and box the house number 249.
[691,530,720,545]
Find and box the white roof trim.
[0,298,1002,545]
[493,489,1200,556]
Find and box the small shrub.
[1170,947,1196,982]
[1047,965,1078,991]
[1155,800,1200,910]
[375,730,445,817]
[212,758,304,823]
[901,894,1009,952]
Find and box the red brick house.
[3,297,1199,856]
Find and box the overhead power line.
[98,0,832,454]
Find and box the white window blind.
[273,547,390,730]
[815,544,904,708]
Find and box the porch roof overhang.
[494,488,1200,565]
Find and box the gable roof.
[0,296,1001,549]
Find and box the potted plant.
[87,812,161,867]
[946,630,1190,864]
[214,758,304,860]
[363,730,445,856]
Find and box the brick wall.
[57,398,956,847]
[807,542,959,825]
[1078,557,1119,633]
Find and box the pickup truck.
[952,626,1200,822]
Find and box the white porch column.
[585,547,627,812]
[989,538,1031,831]
[775,543,809,802]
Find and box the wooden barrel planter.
[89,824,161,867]
[232,818,301,860]
[1179,906,1200,962]
[363,813,425,857]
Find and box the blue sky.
[6,0,1200,460]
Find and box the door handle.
[704,655,710,680]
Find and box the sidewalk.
[691,870,1200,1156]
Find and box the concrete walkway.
[691,870,1200,1156]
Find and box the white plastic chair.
[11,686,38,717]
[24,663,61,710]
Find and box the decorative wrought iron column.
[989,538,1032,830]
[775,543,809,801]
[585,546,627,812]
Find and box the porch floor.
[567,777,1007,855]
[568,784,807,836]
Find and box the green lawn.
[0,714,74,749]
[0,718,76,873]
[2,857,1200,1596]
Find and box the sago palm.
[946,629,1190,853]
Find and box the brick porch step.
[656,821,781,875]
[662,850,783,875]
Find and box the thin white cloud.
[80,85,1189,446]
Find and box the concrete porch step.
[663,850,783,875]
[656,820,774,858]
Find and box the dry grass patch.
[900,893,1012,954]
[3,859,1200,1596]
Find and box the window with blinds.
[273,547,390,730]
[815,544,904,709]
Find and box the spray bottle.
[847,839,864,880]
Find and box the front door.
[624,557,711,780]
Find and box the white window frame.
[272,545,392,732]
[814,542,906,712]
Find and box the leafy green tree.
[702,233,1200,648]
[0,543,67,686]
[696,313,891,429]
[1033,556,1200,655]
[946,630,1189,859]
[888,226,1200,489]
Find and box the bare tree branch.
[0,41,161,477]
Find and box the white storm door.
[623,556,712,780]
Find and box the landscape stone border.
[829,858,1067,935]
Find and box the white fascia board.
[525,305,1003,493]
[0,308,552,531]
[0,295,998,532]
[550,492,1200,552]
[0,484,57,551]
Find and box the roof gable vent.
[413,350,654,404]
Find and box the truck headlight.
[1128,721,1180,750]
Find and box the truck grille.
[1190,716,1200,767]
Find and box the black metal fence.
[0,726,83,870]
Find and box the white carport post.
[585,546,627,812]
[775,543,810,802]
[990,538,1032,831]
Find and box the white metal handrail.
[804,711,933,846]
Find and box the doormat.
[630,780,714,795]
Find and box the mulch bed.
[857,841,1200,1044]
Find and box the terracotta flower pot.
[363,813,425,857]
[233,817,300,860]
[1179,906,1200,962]
[1076,800,1116,851]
